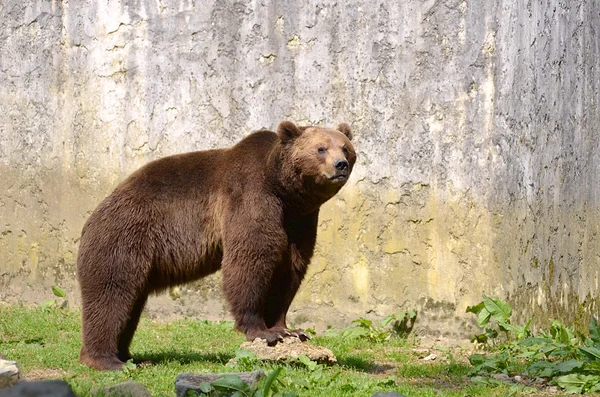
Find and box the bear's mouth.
[330,174,348,183]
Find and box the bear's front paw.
[287,329,311,342]
[247,330,285,346]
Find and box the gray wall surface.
[1,0,599,340]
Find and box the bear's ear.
[337,123,353,141]
[277,121,303,143]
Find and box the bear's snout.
[334,159,349,171]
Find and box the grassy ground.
[0,305,542,396]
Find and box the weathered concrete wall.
[1,0,599,340]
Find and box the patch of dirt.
[23,368,67,380]
[234,337,337,365]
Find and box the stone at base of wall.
[175,371,265,397]
[0,380,76,397]
[91,381,151,397]
[0,360,19,390]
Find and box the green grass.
[0,305,525,396]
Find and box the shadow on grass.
[135,351,235,366]
[337,355,376,372]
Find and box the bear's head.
[276,121,356,200]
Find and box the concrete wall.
[1,0,599,340]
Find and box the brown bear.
[76,121,356,370]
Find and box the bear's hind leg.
[117,295,148,363]
[79,284,147,370]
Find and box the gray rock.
[237,337,337,365]
[0,380,77,397]
[371,393,407,397]
[175,371,265,397]
[0,360,19,389]
[91,382,150,397]
[491,373,511,381]
[513,375,523,383]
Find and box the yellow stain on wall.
[352,256,370,300]
[28,242,40,280]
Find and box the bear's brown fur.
[77,121,356,370]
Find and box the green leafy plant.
[290,354,340,391]
[466,294,532,344]
[185,368,297,397]
[467,294,600,394]
[122,359,137,376]
[39,285,69,311]
[229,349,259,371]
[331,310,417,343]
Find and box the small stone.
[175,371,265,397]
[0,360,19,389]
[491,373,510,381]
[513,375,523,382]
[547,386,559,393]
[371,392,408,397]
[0,380,77,397]
[237,337,337,365]
[91,381,151,397]
[422,353,437,361]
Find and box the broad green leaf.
[198,382,212,393]
[471,333,488,344]
[550,320,575,345]
[580,346,600,361]
[341,327,369,339]
[556,374,595,394]
[466,302,485,315]
[381,314,399,327]
[590,318,600,345]
[583,361,600,374]
[589,379,600,392]
[477,308,492,328]
[235,349,257,360]
[482,294,512,324]
[469,354,487,366]
[52,285,67,298]
[352,318,373,328]
[516,350,537,359]
[123,360,137,370]
[556,360,585,373]
[211,375,252,394]
[526,360,556,377]
[298,354,318,371]
[498,322,520,334]
[262,367,282,396]
[408,309,417,319]
[518,317,534,339]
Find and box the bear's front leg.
[221,213,290,346]
[263,212,319,342]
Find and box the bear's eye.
[342,147,349,155]
[318,147,327,154]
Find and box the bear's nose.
[334,159,349,171]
